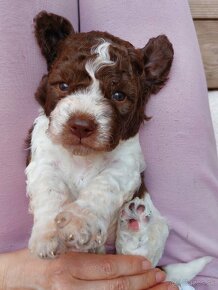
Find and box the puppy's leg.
[115,193,169,267]
[26,162,71,258]
[116,194,212,285]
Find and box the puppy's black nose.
[70,118,96,139]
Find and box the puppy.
[26,11,211,284]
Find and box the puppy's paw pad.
[55,211,73,228]
[56,206,106,251]
[120,198,151,231]
[128,218,139,231]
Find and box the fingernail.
[168,283,179,290]
[155,270,166,282]
[142,260,152,270]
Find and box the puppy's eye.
[59,82,69,91]
[112,91,126,102]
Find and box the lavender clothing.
[0,1,217,289]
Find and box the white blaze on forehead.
[85,39,115,80]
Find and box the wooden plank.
[194,20,218,89]
[189,0,218,19]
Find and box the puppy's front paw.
[116,195,169,267]
[120,197,151,232]
[29,225,61,259]
[55,203,107,251]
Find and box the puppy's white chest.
[59,154,108,195]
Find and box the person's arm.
[0,249,178,290]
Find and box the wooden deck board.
[189,0,218,88]
[194,20,218,89]
[189,0,218,19]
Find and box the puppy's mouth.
[66,137,96,154]
[68,139,112,156]
[47,128,111,156]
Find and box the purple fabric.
[0,0,78,253]
[80,1,218,289]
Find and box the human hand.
[39,252,179,290]
[0,249,179,290]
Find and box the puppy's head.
[34,11,174,156]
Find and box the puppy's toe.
[29,228,62,259]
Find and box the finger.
[65,253,152,280]
[74,269,166,290]
[147,282,179,290]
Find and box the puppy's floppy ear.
[34,11,75,70]
[141,35,174,94]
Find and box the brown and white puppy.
[26,11,211,285]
